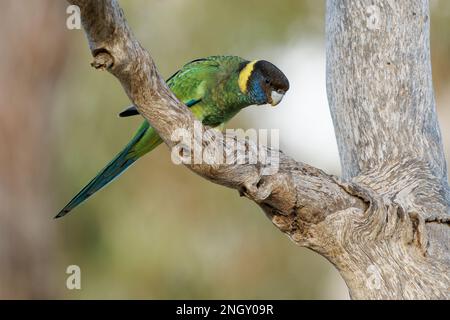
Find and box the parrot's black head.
[238,60,289,106]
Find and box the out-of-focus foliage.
[1,0,449,299]
[430,0,450,175]
[431,0,450,92]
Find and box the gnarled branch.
[68,0,450,299]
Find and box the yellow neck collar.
[238,60,258,94]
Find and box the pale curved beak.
[270,90,285,106]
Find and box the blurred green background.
[0,0,449,299]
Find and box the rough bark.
[68,0,450,299]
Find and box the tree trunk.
[323,0,450,299]
[69,0,450,299]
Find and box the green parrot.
[56,55,289,218]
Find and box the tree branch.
[68,0,450,299]
[68,0,365,234]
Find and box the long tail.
[55,121,162,218]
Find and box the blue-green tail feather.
[55,122,157,218]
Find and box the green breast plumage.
[167,55,253,126]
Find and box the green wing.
[119,57,221,119]
[166,58,220,111]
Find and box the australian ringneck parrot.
[56,55,289,218]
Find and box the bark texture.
[68,0,450,299]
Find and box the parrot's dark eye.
[265,78,271,84]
